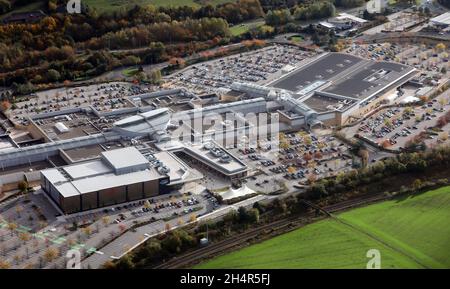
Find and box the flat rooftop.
[141,94,193,112]
[41,146,184,198]
[36,114,101,141]
[155,140,247,176]
[323,61,415,100]
[431,12,450,25]
[62,144,105,162]
[101,147,149,173]
[270,52,415,103]
[183,141,247,176]
[303,95,356,112]
[271,53,364,92]
[154,151,188,183]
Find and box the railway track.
[153,215,303,269]
[322,194,389,213]
[152,193,389,269]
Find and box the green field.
[122,67,139,77]
[289,35,303,43]
[83,0,233,12]
[196,186,450,269]
[229,20,265,36]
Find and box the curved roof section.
[230,81,321,127]
[113,108,170,137]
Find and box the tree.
[115,255,134,269]
[101,216,110,227]
[303,135,312,145]
[272,198,287,214]
[8,223,17,236]
[238,206,249,223]
[311,183,328,197]
[162,232,183,253]
[15,206,23,218]
[438,98,447,109]
[82,226,92,237]
[412,179,422,190]
[248,208,260,223]
[384,118,392,128]
[0,260,11,269]
[19,232,31,244]
[0,100,10,112]
[265,9,293,26]
[102,260,116,269]
[43,248,59,263]
[47,69,61,82]
[18,180,28,193]
[147,70,162,84]
[403,106,413,115]
[189,214,197,223]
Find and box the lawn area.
[122,67,139,77]
[229,20,265,36]
[289,35,303,43]
[196,186,450,269]
[84,0,233,12]
[339,186,450,268]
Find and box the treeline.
[293,1,336,20]
[264,1,336,26]
[104,206,261,269]
[259,0,365,11]
[0,0,266,87]
[0,40,220,89]
[305,147,450,200]
[83,17,230,50]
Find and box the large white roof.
[63,160,111,179]
[101,147,149,172]
[336,12,367,23]
[431,12,450,25]
[41,146,190,198]
[71,169,160,194]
